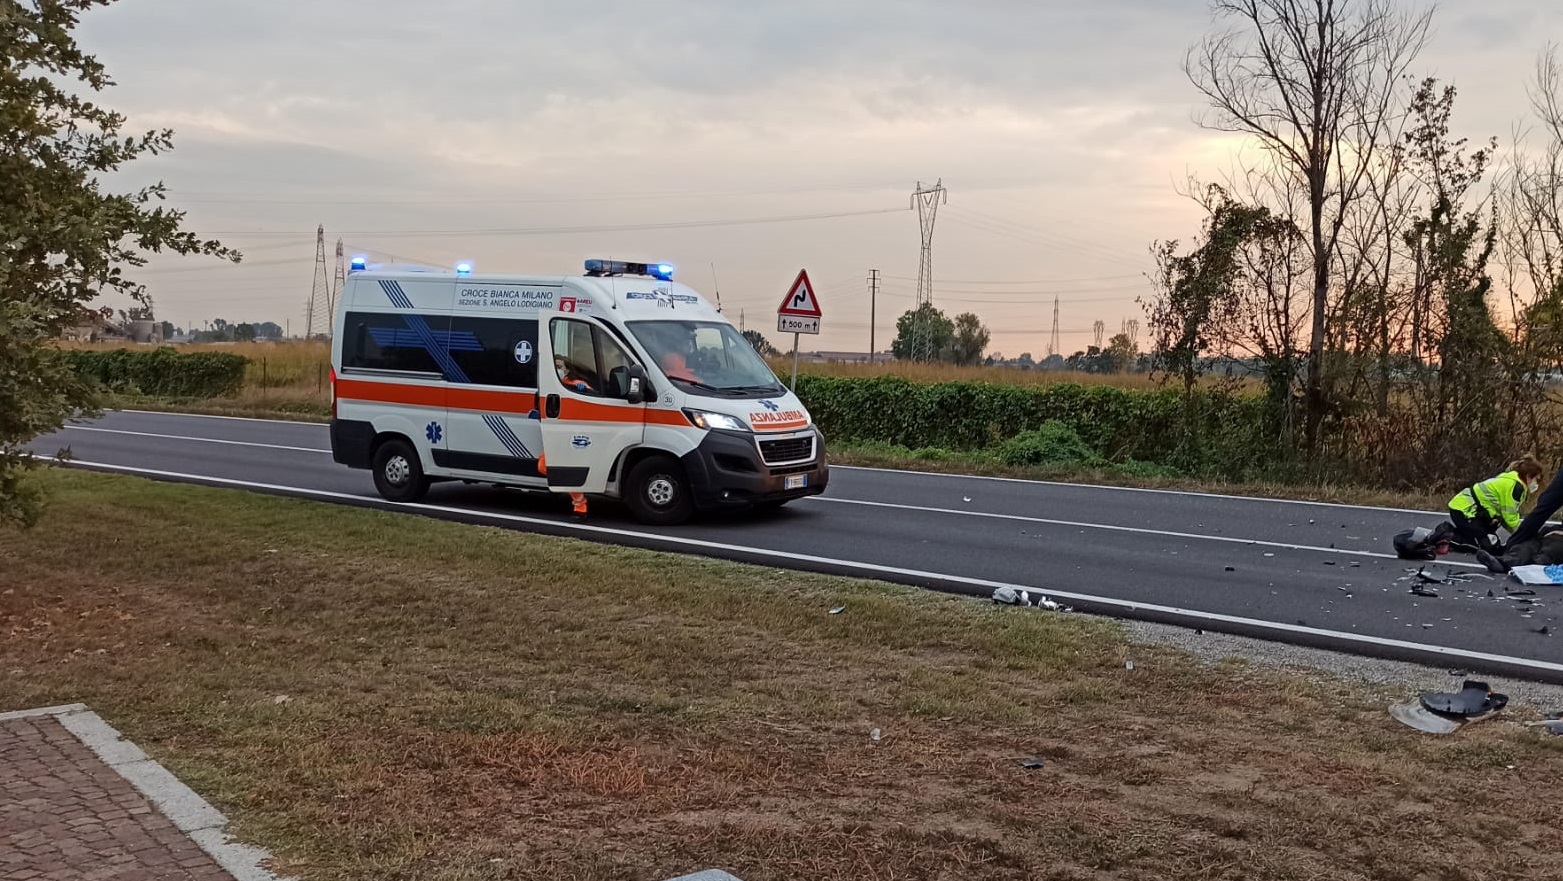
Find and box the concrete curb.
[4,703,292,881]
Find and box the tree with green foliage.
[741,329,780,358]
[948,312,991,366]
[1,0,237,526]
[1148,188,1275,393]
[891,303,955,363]
[1103,332,1138,374]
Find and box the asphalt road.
[29,410,1563,682]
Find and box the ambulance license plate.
[784,474,807,490]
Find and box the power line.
[950,205,1147,265]
[134,256,304,275]
[880,272,1145,285]
[191,206,909,239]
[942,209,1150,271]
[874,282,1148,296]
[164,180,907,206]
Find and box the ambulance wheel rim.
[646,476,676,507]
[384,455,412,486]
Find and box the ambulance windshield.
[627,320,784,396]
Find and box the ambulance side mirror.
[626,364,647,404]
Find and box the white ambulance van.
[327,258,828,524]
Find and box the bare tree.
[1186,0,1433,451]
[1500,45,1563,359]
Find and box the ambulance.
[327,257,829,524]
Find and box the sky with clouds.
[78,0,1562,356]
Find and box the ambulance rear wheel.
[625,455,693,525]
[372,438,430,503]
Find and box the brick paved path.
[0,714,238,881]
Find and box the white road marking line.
[805,496,1481,567]
[112,409,1456,517]
[832,464,1446,517]
[45,457,1563,677]
[64,422,1466,563]
[118,409,329,427]
[62,426,329,455]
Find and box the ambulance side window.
[550,319,603,395]
[548,319,638,398]
[341,311,442,374]
[592,328,636,398]
[446,316,538,388]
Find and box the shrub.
[61,347,248,398]
[997,421,1104,468]
[794,375,1278,479]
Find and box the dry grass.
[64,339,1205,392]
[3,470,1563,880]
[772,358,1253,390]
[61,339,332,393]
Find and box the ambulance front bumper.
[679,426,829,510]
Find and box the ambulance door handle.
[545,394,560,419]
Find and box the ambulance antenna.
[710,263,722,313]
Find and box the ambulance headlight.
[684,409,748,432]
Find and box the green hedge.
[62,347,249,398]
[792,375,1281,478]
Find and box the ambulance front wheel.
[372,438,431,503]
[625,455,694,525]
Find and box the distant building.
[59,313,129,343]
[799,350,893,364]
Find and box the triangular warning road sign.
[777,269,822,317]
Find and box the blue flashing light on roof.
[584,259,674,280]
[455,261,473,276]
[349,256,368,272]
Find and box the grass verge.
[4,470,1562,880]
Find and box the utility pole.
[910,179,947,361]
[305,225,329,339]
[868,268,880,362]
[1048,296,1060,359]
[329,238,345,330]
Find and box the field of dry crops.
[59,339,1191,395]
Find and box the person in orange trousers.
[540,356,591,521]
[536,452,588,521]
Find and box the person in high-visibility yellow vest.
[1447,454,1545,557]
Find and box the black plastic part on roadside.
[330,418,376,469]
[678,427,829,511]
[1420,680,1508,717]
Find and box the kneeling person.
[1447,455,1545,556]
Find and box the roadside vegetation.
[62,340,1458,510]
[3,470,1562,880]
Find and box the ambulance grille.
[758,436,814,466]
